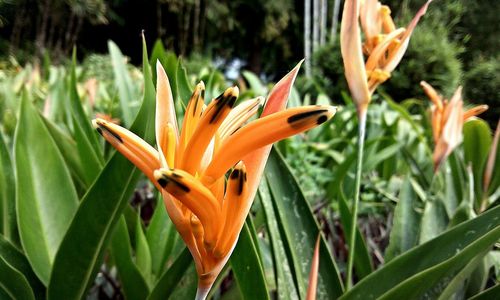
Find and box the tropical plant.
[0,25,498,300]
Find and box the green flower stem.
[346,109,367,289]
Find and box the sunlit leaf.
[14,95,78,285]
[266,148,344,299]
[111,217,150,300]
[0,134,17,244]
[230,220,270,299]
[47,37,156,299]
[341,205,500,299]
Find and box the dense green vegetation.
[0,0,498,299]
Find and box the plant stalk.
[346,108,367,289]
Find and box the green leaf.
[0,256,35,300]
[147,248,192,300]
[469,283,500,300]
[230,220,270,300]
[463,119,492,206]
[150,39,167,83]
[136,214,153,286]
[0,235,44,298]
[69,51,103,159]
[72,114,103,186]
[419,199,449,243]
[14,95,79,285]
[340,205,500,299]
[258,180,299,299]
[47,38,157,299]
[176,58,193,107]
[242,71,267,96]
[363,143,401,172]
[108,40,139,126]
[337,193,374,279]
[0,134,17,244]
[385,178,421,261]
[42,116,87,191]
[265,148,344,299]
[146,197,178,277]
[111,217,150,300]
[436,250,487,300]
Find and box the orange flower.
[93,61,336,299]
[341,0,431,114]
[421,81,488,171]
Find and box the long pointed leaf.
[14,95,78,285]
[340,205,500,299]
[259,180,299,299]
[266,148,344,299]
[0,256,35,300]
[147,248,192,300]
[0,134,17,244]
[111,217,150,300]
[230,220,270,300]
[0,234,44,298]
[47,37,156,299]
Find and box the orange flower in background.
[341,0,431,115]
[93,61,336,299]
[421,81,488,171]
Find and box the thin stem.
[346,109,367,289]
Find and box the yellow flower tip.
[197,80,206,91]
[91,118,100,129]
[370,69,391,82]
[380,5,391,15]
[223,86,239,103]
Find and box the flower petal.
[180,87,239,174]
[202,105,336,184]
[154,168,221,249]
[341,0,371,111]
[219,97,264,140]
[384,0,432,73]
[156,61,179,168]
[463,105,488,121]
[262,60,303,117]
[93,118,160,185]
[360,0,381,41]
[178,81,205,164]
[213,162,248,258]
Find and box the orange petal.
[219,97,264,140]
[306,236,321,300]
[156,61,179,168]
[463,105,488,121]
[421,81,443,111]
[365,28,405,72]
[178,81,205,164]
[93,118,160,185]
[239,63,302,223]
[180,87,239,174]
[154,168,221,249]
[384,0,432,73]
[213,162,248,258]
[262,60,303,117]
[202,106,336,184]
[380,5,396,33]
[360,0,381,41]
[341,0,371,112]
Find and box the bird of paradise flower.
[420,81,488,171]
[93,61,335,299]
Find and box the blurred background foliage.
[0,0,499,299]
[0,0,498,112]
